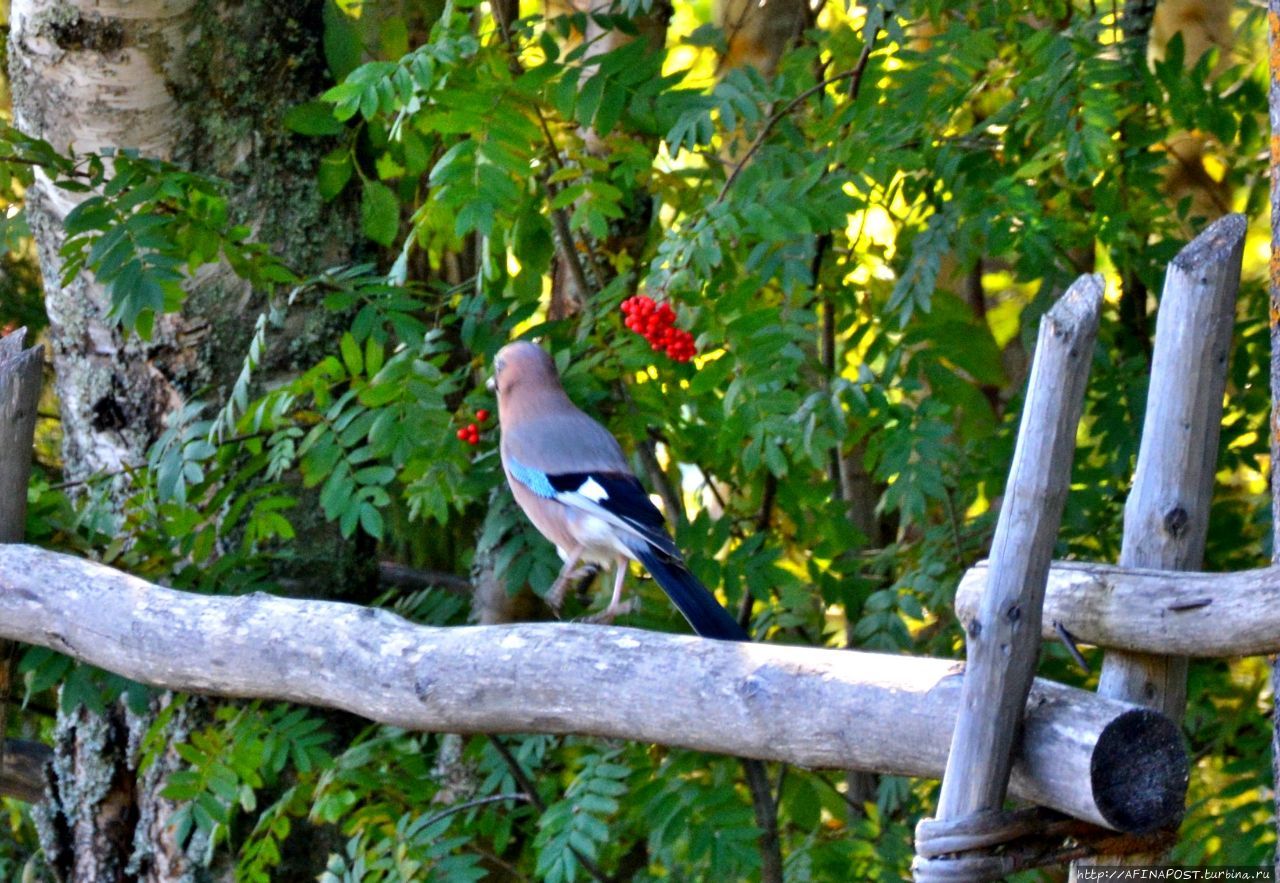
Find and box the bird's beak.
[485,374,496,393]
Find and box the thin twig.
[714,28,880,206]
[487,736,615,883]
[636,435,683,527]
[0,642,10,785]
[533,99,608,299]
[736,472,777,629]
[743,758,784,883]
[378,561,473,595]
[695,463,729,514]
[418,792,531,829]
[812,769,869,815]
[492,9,595,308]
[941,488,964,569]
[48,461,143,491]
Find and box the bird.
[489,340,748,642]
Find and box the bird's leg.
[586,559,637,624]
[546,547,584,612]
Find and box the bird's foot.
[545,578,568,614]
[584,597,638,625]
[545,565,598,613]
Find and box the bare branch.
[715,26,880,207]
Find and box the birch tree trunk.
[9,0,357,877]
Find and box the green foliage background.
[1,0,1276,879]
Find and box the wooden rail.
[0,543,1187,832]
[955,559,1280,657]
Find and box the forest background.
[0,0,1274,880]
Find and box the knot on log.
[910,807,1177,883]
[1162,505,1189,537]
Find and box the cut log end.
[1049,273,1103,328]
[1090,707,1187,833]
[1170,212,1245,271]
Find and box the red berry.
[476,409,489,422]
[456,428,468,441]
[622,296,698,365]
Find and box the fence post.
[0,326,50,803]
[1072,213,1246,878]
[1093,213,1245,716]
[913,275,1103,881]
[0,327,42,542]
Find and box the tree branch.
[377,561,472,595]
[0,544,1185,832]
[714,27,880,207]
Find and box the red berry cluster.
[457,408,490,446]
[621,296,697,363]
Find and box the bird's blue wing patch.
[508,456,557,499]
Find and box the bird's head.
[489,341,563,413]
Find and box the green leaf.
[283,101,346,136]
[340,333,363,376]
[358,502,383,538]
[361,180,400,246]
[322,0,363,80]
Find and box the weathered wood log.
[0,328,47,804]
[1,739,52,803]
[1096,214,1245,717]
[955,560,1280,657]
[0,544,1187,832]
[934,276,1102,839]
[1073,213,1245,880]
[0,327,43,544]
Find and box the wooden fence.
[0,213,1265,880]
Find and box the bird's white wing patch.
[577,477,609,502]
[570,511,635,560]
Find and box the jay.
[489,341,747,641]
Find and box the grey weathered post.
[1072,214,1245,878]
[915,275,1102,881]
[0,327,42,543]
[1092,214,1245,719]
[0,326,50,803]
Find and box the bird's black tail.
[637,551,774,865]
[634,548,748,642]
